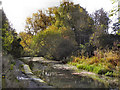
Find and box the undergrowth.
[69,50,120,77]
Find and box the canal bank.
[2,55,53,88]
[19,57,120,88]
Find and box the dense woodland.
[1,0,120,77]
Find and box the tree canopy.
[1,9,23,57]
[19,1,119,59]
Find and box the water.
[30,61,106,88]
[20,57,119,88]
[17,76,44,82]
[17,76,30,80]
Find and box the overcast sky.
[1,0,115,33]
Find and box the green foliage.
[33,25,77,60]
[92,8,110,33]
[90,8,112,49]
[2,9,23,57]
[90,33,120,49]
[11,38,23,58]
[105,71,113,76]
[2,31,14,52]
[2,10,13,54]
[21,1,119,64]
[69,50,120,76]
[76,64,108,74]
[53,1,94,45]
[33,25,61,58]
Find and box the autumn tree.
[53,1,94,45]
[33,25,77,59]
[22,1,95,58]
[25,9,55,35]
[19,32,33,56]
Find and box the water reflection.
[30,61,106,88]
[17,76,30,80]
[17,76,45,83]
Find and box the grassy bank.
[68,50,120,77]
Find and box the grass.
[68,50,120,77]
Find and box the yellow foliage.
[72,50,120,70]
[19,32,33,52]
[80,8,83,12]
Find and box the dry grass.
[69,50,120,76]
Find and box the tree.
[92,8,110,34]
[25,9,55,35]
[19,32,33,56]
[1,9,23,57]
[53,1,94,45]
[1,9,14,54]
[22,1,95,58]
[90,8,111,49]
[33,25,77,60]
[112,21,120,34]
[11,38,23,58]
[110,0,120,35]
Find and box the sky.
[1,0,116,33]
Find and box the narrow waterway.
[19,57,118,88]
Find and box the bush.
[54,39,75,60]
[33,25,77,60]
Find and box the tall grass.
[69,50,120,77]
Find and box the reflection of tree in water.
[30,60,106,88]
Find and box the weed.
[69,50,120,77]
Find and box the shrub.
[33,25,77,60]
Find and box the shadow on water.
[29,61,107,88]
